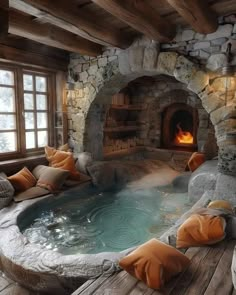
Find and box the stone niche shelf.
[103,102,146,155]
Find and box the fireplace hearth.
[161,103,198,151]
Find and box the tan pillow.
[119,239,190,289]
[8,167,36,192]
[45,146,80,180]
[176,214,226,249]
[207,200,234,213]
[14,186,50,202]
[32,165,69,192]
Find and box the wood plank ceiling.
[0,0,236,58]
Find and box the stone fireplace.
[161,102,198,151]
[67,28,236,176]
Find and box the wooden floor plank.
[166,245,211,295]
[72,240,235,295]
[93,271,138,295]
[72,273,114,295]
[204,240,236,295]
[129,280,161,295]
[0,277,11,292]
[181,241,227,295]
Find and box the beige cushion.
[14,186,50,202]
[32,165,69,192]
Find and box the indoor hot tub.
[0,182,192,294]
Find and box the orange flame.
[175,123,193,144]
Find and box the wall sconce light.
[218,42,235,106]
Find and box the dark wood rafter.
[92,0,175,42]
[165,0,218,34]
[0,0,9,40]
[8,10,102,56]
[9,0,132,49]
[0,43,68,71]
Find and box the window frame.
[0,62,56,161]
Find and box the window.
[0,64,55,160]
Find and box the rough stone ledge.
[1,162,236,294]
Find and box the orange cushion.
[119,239,190,289]
[8,167,36,192]
[186,152,205,172]
[45,146,80,180]
[207,200,234,213]
[176,214,226,249]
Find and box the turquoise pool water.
[22,186,192,255]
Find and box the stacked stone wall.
[67,15,236,175]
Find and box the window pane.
[23,74,33,91]
[0,132,16,152]
[36,76,46,92]
[37,130,48,147]
[0,70,14,86]
[0,87,15,112]
[0,114,16,130]
[37,112,47,128]
[24,93,34,110]
[36,94,47,110]
[26,131,35,149]
[25,112,35,129]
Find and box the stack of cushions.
[119,239,190,289]
[176,199,233,248]
[0,175,15,209]
[45,146,80,180]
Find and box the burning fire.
[175,123,193,144]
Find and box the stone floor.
[0,271,42,295]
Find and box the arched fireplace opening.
[161,103,198,151]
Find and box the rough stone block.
[199,50,210,59]
[156,52,178,76]
[206,24,233,40]
[143,47,159,70]
[182,29,195,41]
[201,92,225,113]
[79,71,88,82]
[206,53,227,71]
[211,38,228,46]
[88,64,98,76]
[129,46,144,72]
[118,50,131,75]
[187,70,209,94]
[174,55,198,85]
[193,41,211,50]
[210,105,236,125]
[98,57,107,67]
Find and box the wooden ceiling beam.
[0,43,68,70]
[8,10,102,56]
[165,0,218,34]
[0,0,9,40]
[92,0,175,42]
[9,0,132,48]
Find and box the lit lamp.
[218,42,235,106]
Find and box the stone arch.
[80,42,236,175]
